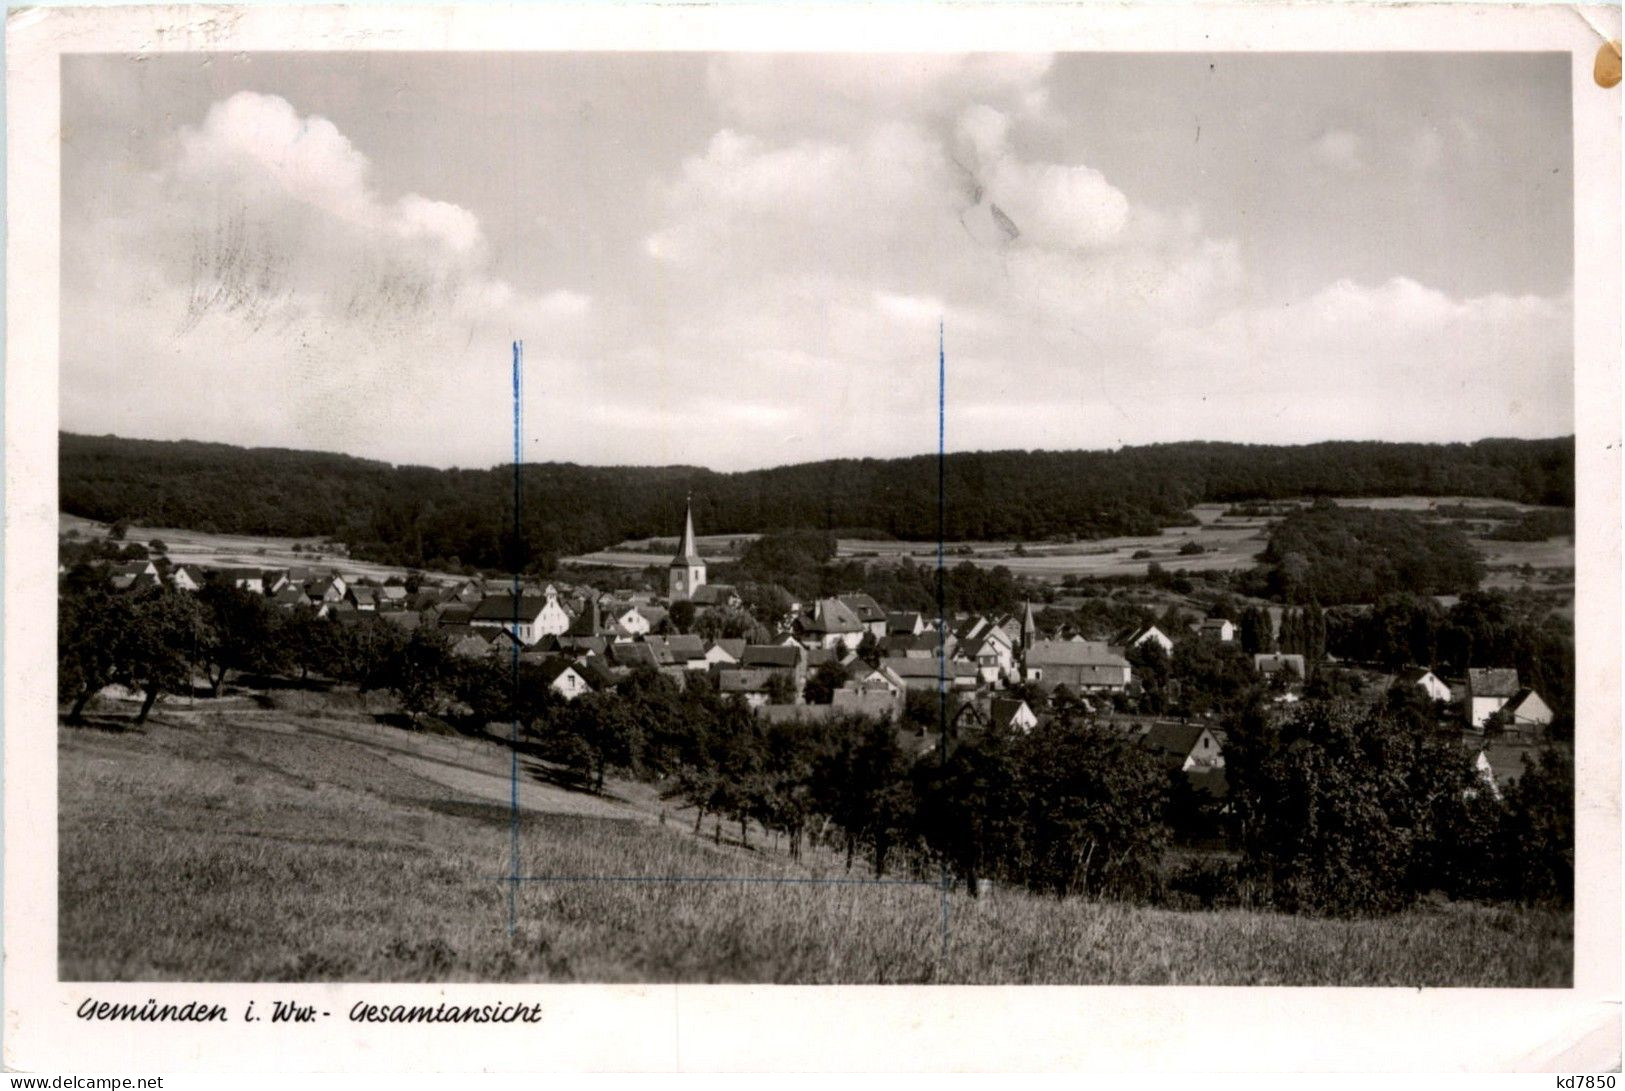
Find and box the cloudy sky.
[61,52,1573,471]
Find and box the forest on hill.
[60,432,1574,573]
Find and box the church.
[668,497,706,602]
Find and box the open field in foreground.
[60,699,1571,985]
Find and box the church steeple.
[1020,599,1038,652]
[672,493,703,567]
[668,493,707,601]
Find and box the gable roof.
[470,593,552,623]
[690,583,738,606]
[989,698,1034,729]
[799,597,864,634]
[880,656,978,680]
[742,644,803,668]
[1467,667,1521,698]
[836,593,887,623]
[1502,688,1551,717]
[1026,640,1130,668]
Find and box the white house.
[988,697,1038,734]
[794,598,866,652]
[1466,668,1521,729]
[1396,667,1453,703]
[470,592,556,646]
[1501,688,1554,730]
[1121,624,1175,656]
[1199,618,1236,643]
[540,660,592,702]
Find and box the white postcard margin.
[4,2,1620,1074]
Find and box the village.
[82,495,1560,811]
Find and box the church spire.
[671,493,703,567]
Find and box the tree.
[668,600,698,634]
[764,671,797,706]
[802,661,847,705]
[115,590,211,724]
[197,580,284,694]
[107,519,129,542]
[387,626,456,726]
[59,573,132,722]
[1015,718,1170,899]
[1499,747,1573,906]
[912,726,1023,894]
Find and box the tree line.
[61,432,1573,573]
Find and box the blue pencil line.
[936,319,950,970]
[508,339,524,936]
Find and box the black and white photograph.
[5,1,1621,1076]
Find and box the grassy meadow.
[59,698,1571,985]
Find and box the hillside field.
[59,693,1571,986]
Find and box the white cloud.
[1310,128,1365,172]
[1149,277,1572,440]
[62,91,592,468]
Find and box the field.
[562,497,1575,589]
[58,513,456,586]
[60,694,1572,985]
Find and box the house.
[218,567,267,594]
[607,641,662,673]
[690,583,741,609]
[347,586,379,611]
[719,668,783,708]
[1395,667,1453,704]
[988,697,1038,734]
[1199,618,1236,643]
[443,625,501,659]
[169,564,206,592]
[704,638,746,667]
[664,634,710,670]
[1500,688,1554,731]
[1253,653,1306,680]
[844,660,902,697]
[261,570,290,595]
[740,643,807,694]
[1119,623,1175,656]
[1465,668,1522,728]
[604,602,661,637]
[305,575,347,604]
[880,656,979,691]
[794,598,866,651]
[377,585,409,609]
[667,497,707,602]
[886,611,928,637]
[1139,722,1225,772]
[537,659,593,702]
[269,586,309,611]
[957,624,1016,684]
[109,560,159,591]
[837,593,889,637]
[1024,640,1132,692]
[469,592,556,646]
[1471,741,1546,799]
